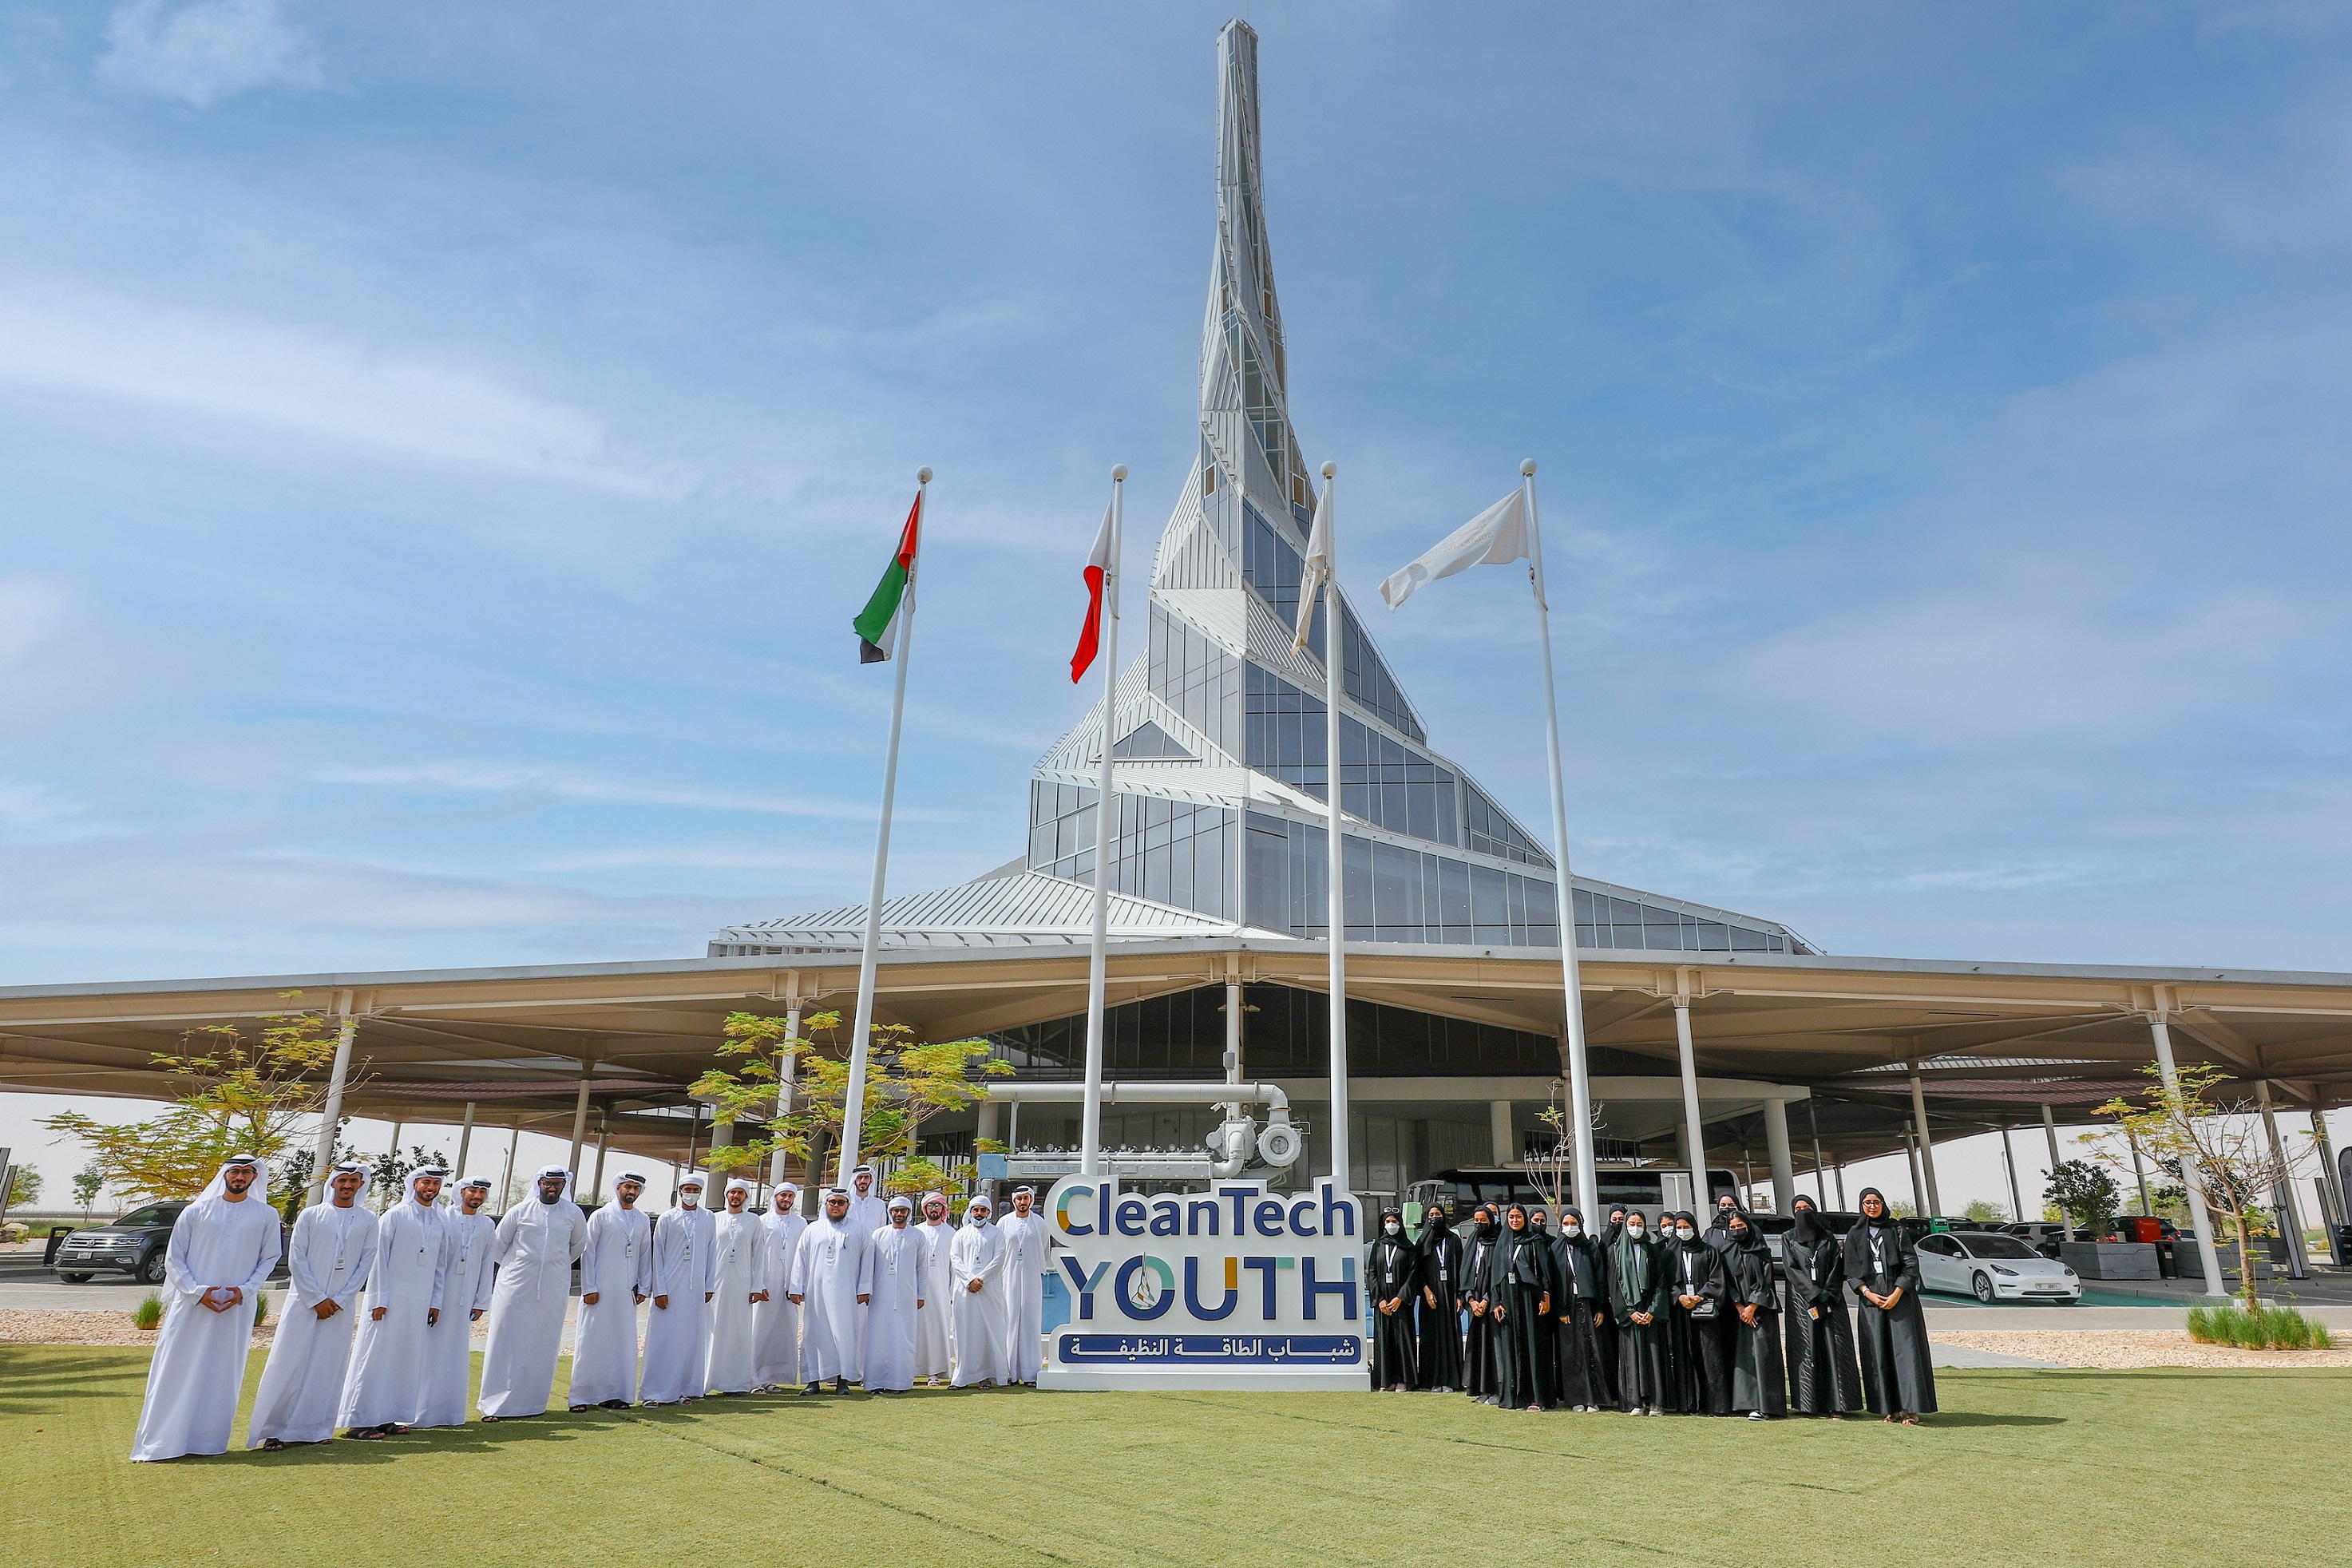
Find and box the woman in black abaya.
[1663,1211,1730,1415]
[1780,1194,1863,1417]
[1368,1207,1419,1392]
[1550,1206,1613,1412]
[1842,1188,1938,1422]
[1491,1204,1558,1412]
[1609,1208,1671,1415]
[1460,1206,1504,1405]
[1723,1209,1787,1419]
[1414,1203,1466,1392]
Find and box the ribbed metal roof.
[710,870,1290,954]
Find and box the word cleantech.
[1056,1182,1359,1241]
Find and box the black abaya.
[1493,1225,1558,1410]
[1550,1220,1614,1409]
[1608,1230,1672,1412]
[1414,1217,1466,1392]
[1724,1229,1788,1416]
[1461,1226,1503,1403]
[1781,1222,1865,1414]
[1368,1225,1419,1389]
[1664,1235,1730,1415]
[1842,1198,1938,1416]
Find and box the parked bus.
[1406,1165,1744,1223]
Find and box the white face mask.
[1626,1224,1645,1238]
[1676,1226,1695,1241]
[1562,1223,1582,1238]
[1384,1221,1401,1235]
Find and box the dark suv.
[53,1202,188,1285]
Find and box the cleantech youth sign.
[1039,1174,1368,1390]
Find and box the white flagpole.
[837,465,930,1190]
[1079,465,1127,1179]
[1520,458,1596,1214]
[1318,460,1351,1197]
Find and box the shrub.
[132,1294,164,1331]
[2188,1301,2332,1349]
[254,1292,271,1327]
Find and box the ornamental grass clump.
[255,1292,271,1327]
[2187,1301,2333,1349]
[132,1294,163,1331]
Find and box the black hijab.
[1673,1210,1709,1252]
[1788,1194,1824,1246]
[1858,1187,1892,1234]
[1724,1208,1769,1256]
[1601,1205,1627,1247]
[1377,1206,1406,1242]
[1473,1205,1500,1241]
[1418,1202,1455,1253]
[1558,1205,1586,1235]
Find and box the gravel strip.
[0,1309,278,1348]
[1935,1328,2350,1369]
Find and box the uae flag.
[853,492,923,663]
[1069,498,1115,683]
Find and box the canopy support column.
[2255,1079,2309,1281]
[1907,1067,1942,1218]
[2043,1103,2073,1241]
[2148,1013,2227,1297]
[1673,988,1707,1214]
[1763,1097,1796,1216]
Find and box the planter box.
[2060,1241,2159,1279]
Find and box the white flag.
[1291,479,1332,653]
[1378,489,1528,609]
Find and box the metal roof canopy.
[2,941,2346,1169]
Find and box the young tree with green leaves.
[2097,1063,2300,1307]
[73,1166,104,1220]
[691,1009,1011,1196]
[42,994,347,1203]
[7,1164,41,1209]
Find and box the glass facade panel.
[1242,810,1559,946]
[988,982,1562,1082]
[1245,663,1328,798]
[1463,779,1554,868]
[1568,885,1790,954]
[1148,604,1241,757]
[1336,598,1423,743]
[1031,782,1234,921]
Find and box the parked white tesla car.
[1914,1230,2081,1303]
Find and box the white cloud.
[0,283,671,493]
[308,759,964,824]
[98,0,321,109]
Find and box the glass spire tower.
[713,21,1812,961]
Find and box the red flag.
[1070,499,1115,682]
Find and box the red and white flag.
[1069,498,1116,683]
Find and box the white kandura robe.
[246,1202,375,1447]
[477,1195,588,1418]
[568,1202,653,1407]
[948,1219,1006,1388]
[417,1206,496,1428]
[845,1191,889,1237]
[638,1205,718,1403]
[339,1198,449,1430]
[997,1209,1051,1384]
[913,1219,954,1379]
[861,1224,924,1392]
[752,1209,806,1388]
[130,1194,283,1462]
[790,1216,870,1384]
[704,1210,766,1394]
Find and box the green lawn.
[6,1345,2346,1566]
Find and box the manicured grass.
[5,1345,2347,1566]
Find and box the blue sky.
[4,0,2350,988]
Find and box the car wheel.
[1970,1271,1995,1304]
[137,1251,168,1285]
[60,1273,93,1284]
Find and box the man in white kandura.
[949,1192,1006,1389]
[845,1164,889,1235]
[417,1173,497,1429]
[131,1155,284,1462]
[639,1173,718,1404]
[570,1170,653,1410]
[913,1190,955,1385]
[478,1166,588,1422]
[340,1166,451,1439]
[997,1186,1051,1387]
[790,1186,869,1394]
[752,1182,806,1392]
[705,1178,766,1396]
[862,1194,925,1393]
[247,1162,374,1451]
